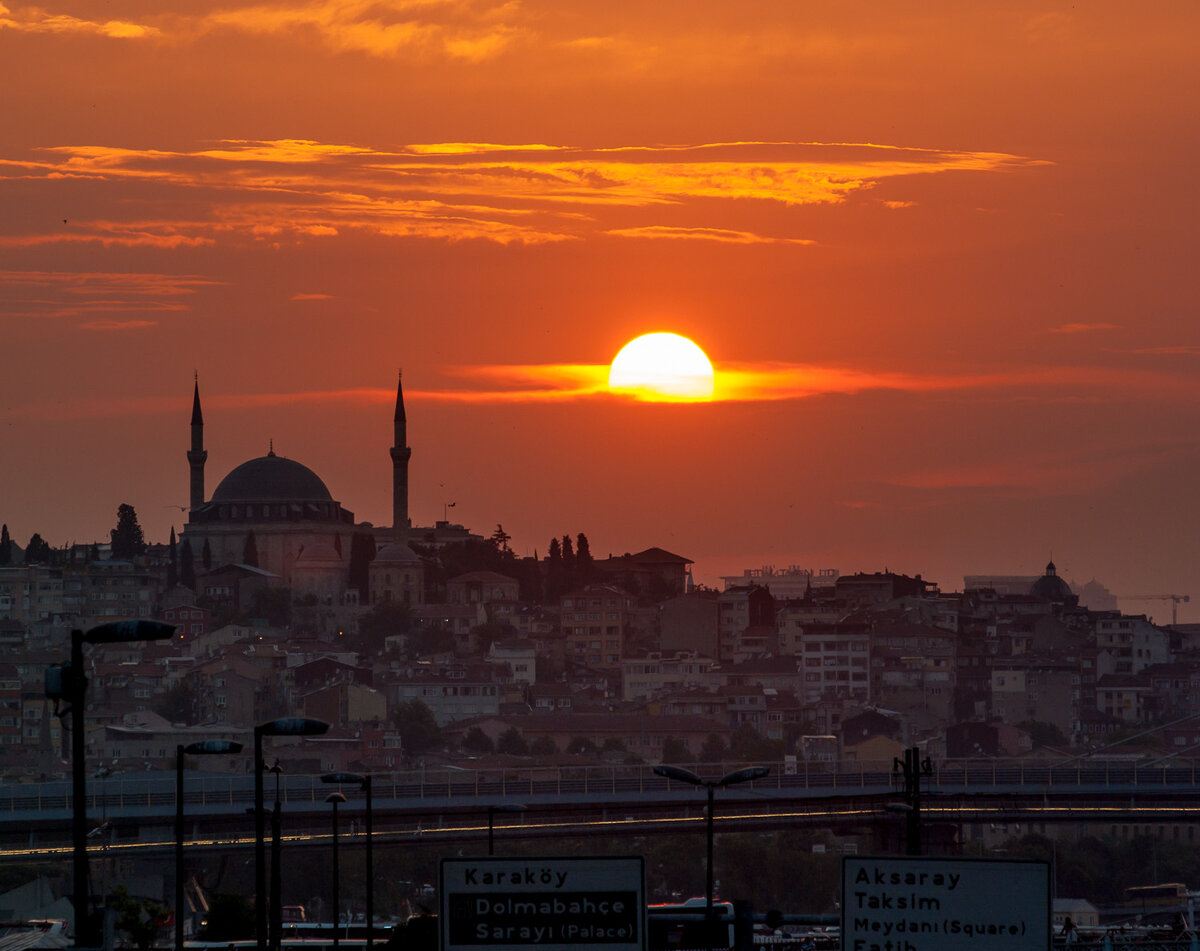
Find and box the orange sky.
[2,2,1199,616]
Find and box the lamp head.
[84,620,176,644]
[326,791,347,804]
[256,717,329,737]
[653,764,705,787]
[321,772,366,786]
[718,766,770,787]
[183,739,243,755]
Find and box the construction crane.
[1116,594,1191,625]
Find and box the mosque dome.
[1031,560,1076,603]
[374,542,422,564]
[211,452,333,504]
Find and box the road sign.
[440,856,645,951]
[841,856,1050,951]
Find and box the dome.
[1031,560,1075,603]
[374,542,421,564]
[211,452,333,503]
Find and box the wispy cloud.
[1049,322,1118,334]
[0,139,1042,250]
[604,225,813,244]
[0,270,221,321]
[6,358,1196,423]
[1127,345,1200,355]
[0,3,159,38]
[291,292,334,301]
[80,319,159,331]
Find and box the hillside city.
[0,378,1193,782]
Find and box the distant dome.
[1031,560,1075,603]
[375,542,421,564]
[211,453,332,503]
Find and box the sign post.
[440,856,645,951]
[841,856,1050,951]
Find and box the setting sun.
[608,332,715,402]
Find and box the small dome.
[211,454,332,503]
[375,542,421,564]
[1031,561,1075,603]
[295,542,343,566]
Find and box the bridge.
[4,758,1200,863]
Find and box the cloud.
[0,4,159,38]
[80,319,159,331]
[0,139,1042,249]
[1127,345,1200,355]
[1049,322,1119,334]
[0,270,219,321]
[291,292,334,301]
[603,225,814,244]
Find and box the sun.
[608,332,715,402]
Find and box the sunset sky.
[2,2,1198,616]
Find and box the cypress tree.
[180,540,196,590]
[167,526,178,588]
[0,524,10,566]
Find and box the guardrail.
[3,757,1200,819]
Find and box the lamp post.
[253,718,328,951]
[321,773,373,948]
[176,740,243,951]
[487,803,527,856]
[63,620,175,949]
[653,764,769,951]
[268,761,283,951]
[326,792,346,951]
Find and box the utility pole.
[893,746,932,856]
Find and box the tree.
[0,524,11,565]
[347,531,377,599]
[699,733,726,763]
[198,893,255,941]
[496,727,529,755]
[490,524,512,553]
[566,736,597,755]
[154,679,195,724]
[359,601,412,655]
[167,526,178,588]
[661,736,694,764]
[109,885,168,950]
[110,503,147,559]
[462,726,494,754]
[180,539,196,590]
[530,736,558,756]
[1018,720,1069,750]
[23,533,51,564]
[201,538,212,571]
[392,699,441,756]
[242,530,258,567]
[575,532,594,582]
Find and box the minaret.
[187,375,207,512]
[390,371,412,531]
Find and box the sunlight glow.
[608,332,715,402]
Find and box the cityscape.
[2,3,1198,950]
[1,379,1199,948]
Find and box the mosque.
[180,375,432,606]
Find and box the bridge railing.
[3,757,1200,817]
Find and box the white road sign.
[440,856,646,951]
[841,856,1050,951]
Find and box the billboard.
[841,856,1050,951]
[440,856,646,951]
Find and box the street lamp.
[58,620,175,949]
[487,803,527,856]
[254,718,328,951]
[267,761,283,951]
[176,740,243,951]
[653,764,769,951]
[326,792,347,951]
[321,773,373,948]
